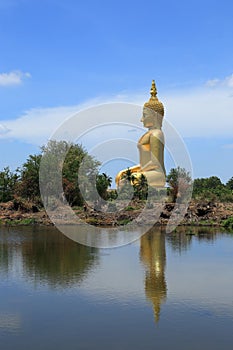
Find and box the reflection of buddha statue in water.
[140,228,167,323]
[116,80,166,188]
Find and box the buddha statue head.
[141,80,164,129]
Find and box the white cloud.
[0,105,79,144]
[0,70,31,86]
[225,74,233,88]
[205,78,220,87]
[0,123,9,135]
[162,87,233,138]
[1,76,233,145]
[205,73,233,89]
[0,97,117,145]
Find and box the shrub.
[222,217,233,230]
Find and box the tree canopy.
[0,149,233,205]
[0,140,112,207]
[166,167,192,203]
[0,167,18,202]
[192,176,233,202]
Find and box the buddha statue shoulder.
[115,80,166,188]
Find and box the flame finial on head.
[150,80,157,98]
[144,80,164,117]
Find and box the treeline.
[192,176,233,202]
[0,140,112,207]
[0,142,233,206]
[166,167,233,203]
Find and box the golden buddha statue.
[115,80,166,188]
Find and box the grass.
[72,206,83,211]
[117,218,132,225]
[85,217,99,225]
[4,218,36,226]
[198,219,216,226]
[124,205,136,211]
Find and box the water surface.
[0,226,233,350]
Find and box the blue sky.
[0,0,233,183]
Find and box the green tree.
[118,168,149,200]
[133,174,148,200]
[16,155,42,203]
[226,177,233,191]
[0,167,18,202]
[40,140,101,207]
[117,168,135,201]
[63,143,101,206]
[121,168,135,183]
[206,176,223,189]
[166,167,192,203]
[96,173,112,200]
[192,176,232,201]
[40,140,71,206]
[192,178,207,197]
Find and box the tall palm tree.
[133,174,148,200]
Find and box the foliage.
[193,176,233,202]
[0,167,18,202]
[40,140,69,206]
[4,218,36,226]
[40,140,102,207]
[121,167,135,183]
[125,205,136,211]
[117,218,131,225]
[8,140,112,208]
[119,168,148,200]
[221,217,233,230]
[107,189,118,200]
[133,174,148,200]
[166,167,192,203]
[193,176,222,196]
[226,177,233,191]
[16,155,42,203]
[63,142,101,205]
[96,173,112,200]
[1,142,233,210]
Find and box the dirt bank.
[0,199,233,228]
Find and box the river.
[0,226,233,350]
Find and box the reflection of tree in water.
[140,227,167,323]
[0,236,12,274]
[0,227,23,275]
[166,227,192,253]
[195,227,217,243]
[0,226,99,288]
[166,226,217,253]
[21,227,99,288]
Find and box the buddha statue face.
[141,107,162,129]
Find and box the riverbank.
[0,199,233,229]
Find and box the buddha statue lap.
[115,80,166,188]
